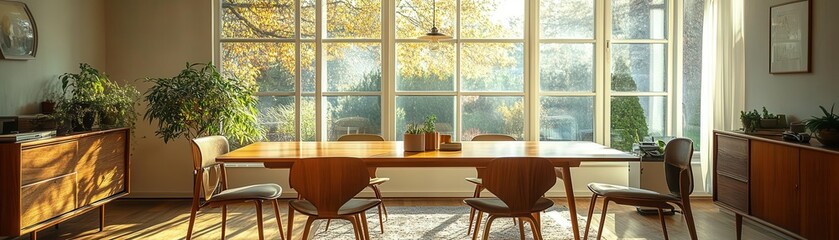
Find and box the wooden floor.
[5,198,785,240]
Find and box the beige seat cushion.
[463,197,554,215]
[369,177,390,185]
[587,183,679,201]
[209,183,282,202]
[290,198,381,216]
[465,177,482,185]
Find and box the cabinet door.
[800,149,839,239]
[750,140,799,233]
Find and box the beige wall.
[0,0,106,115]
[744,0,839,122]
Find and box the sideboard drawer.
[20,173,78,228]
[20,141,78,185]
[716,173,749,213]
[716,135,749,180]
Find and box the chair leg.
[467,184,482,235]
[286,204,295,240]
[472,211,484,240]
[361,211,371,240]
[583,194,598,240]
[481,215,498,240]
[372,184,385,233]
[301,216,315,240]
[324,219,331,232]
[596,199,610,240]
[221,205,227,239]
[561,166,580,240]
[657,208,669,240]
[348,215,361,240]
[186,196,200,240]
[255,201,265,240]
[272,199,285,240]
[680,199,698,240]
[524,215,544,240]
[517,218,526,240]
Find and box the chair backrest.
[482,157,556,214]
[337,134,385,141]
[290,157,371,217]
[190,136,231,200]
[471,134,516,141]
[663,138,695,198]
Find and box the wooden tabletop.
[217,141,638,168]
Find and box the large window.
[218,0,703,149]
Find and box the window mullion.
[314,0,324,141]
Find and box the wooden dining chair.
[583,138,697,240]
[188,136,285,240]
[335,133,389,233]
[465,134,516,234]
[285,157,381,240]
[464,157,557,240]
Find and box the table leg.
[561,166,580,240]
[99,205,105,232]
[735,214,743,240]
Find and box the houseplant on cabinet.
[803,104,839,147]
[144,62,264,144]
[404,123,425,152]
[58,63,108,131]
[98,80,141,129]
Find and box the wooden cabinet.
[0,129,130,238]
[714,131,839,239]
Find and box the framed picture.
[770,0,810,73]
[0,1,37,60]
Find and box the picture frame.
[769,0,810,74]
[0,1,37,60]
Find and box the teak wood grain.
[20,173,78,227]
[715,135,749,180]
[799,149,839,239]
[750,140,800,234]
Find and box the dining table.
[217,140,638,240]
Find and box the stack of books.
[0,131,56,143]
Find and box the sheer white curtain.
[699,0,746,193]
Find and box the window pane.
[302,42,316,93]
[463,96,524,141]
[540,43,595,92]
[610,96,667,151]
[395,96,455,140]
[462,43,524,92]
[683,0,705,149]
[324,43,381,92]
[301,0,316,38]
[540,97,594,141]
[612,0,667,39]
[258,96,295,141]
[301,96,316,141]
[222,42,296,92]
[540,0,595,39]
[326,0,381,39]
[395,0,455,39]
[611,44,667,92]
[396,42,455,91]
[326,96,381,140]
[461,0,524,39]
[222,0,295,39]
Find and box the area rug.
[306,205,598,239]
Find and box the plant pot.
[760,119,779,129]
[424,132,439,151]
[816,129,839,147]
[742,120,756,133]
[403,134,425,152]
[100,114,118,129]
[40,101,56,114]
[73,112,96,131]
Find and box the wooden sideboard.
[0,128,130,239]
[714,130,839,239]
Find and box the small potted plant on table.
[740,109,760,133]
[423,115,439,151]
[804,104,839,147]
[404,123,425,152]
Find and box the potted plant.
[740,109,760,133]
[803,104,839,147]
[403,123,425,152]
[423,115,439,151]
[759,107,785,129]
[98,80,140,129]
[144,62,263,144]
[58,63,108,131]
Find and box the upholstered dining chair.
[283,157,381,240]
[188,136,285,240]
[464,157,557,240]
[465,134,517,234]
[584,138,697,240]
[335,133,389,233]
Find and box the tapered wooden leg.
[361,212,371,240]
[561,167,580,240]
[596,199,610,240]
[517,218,526,240]
[272,200,285,240]
[286,205,295,240]
[736,214,743,240]
[524,215,544,240]
[221,205,227,239]
[348,216,361,240]
[324,219,331,231]
[583,194,598,240]
[658,208,669,240]
[99,205,105,232]
[186,196,200,240]
[372,185,388,220]
[372,185,384,233]
[29,231,36,240]
[467,184,482,235]
[681,200,698,240]
[301,216,315,240]
[531,212,542,232]
[481,215,497,240]
[255,201,265,240]
[472,211,483,240]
